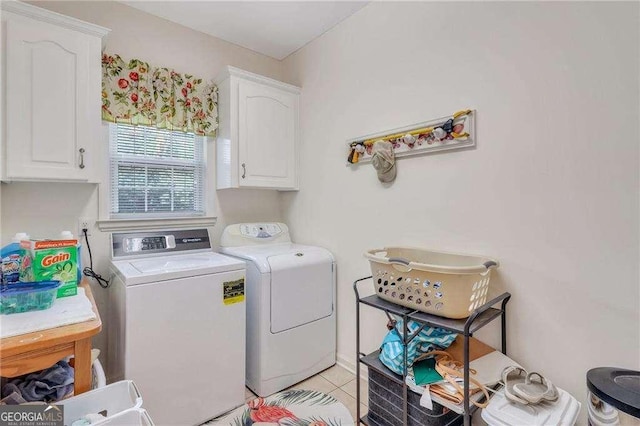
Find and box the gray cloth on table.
[2,360,74,402]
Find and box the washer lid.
[587,368,640,418]
[219,244,333,273]
[111,252,245,286]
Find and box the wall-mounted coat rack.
[346,109,475,165]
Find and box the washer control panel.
[122,235,176,253]
[112,229,211,258]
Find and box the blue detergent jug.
[1,233,29,285]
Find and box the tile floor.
[244,364,368,422]
[242,364,488,425]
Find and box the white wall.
[281,1,640,419]
[1,1,285,366]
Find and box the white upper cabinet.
[217,67,300,190]
[1,2,109,182]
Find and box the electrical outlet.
[78,217,93,237]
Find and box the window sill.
[96,216,218,232]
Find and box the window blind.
[110,124,205,217]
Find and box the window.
[109,124,205,217]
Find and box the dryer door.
[268,249,334,333]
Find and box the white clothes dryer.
[219,223,336,397]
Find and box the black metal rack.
[354,276,511,426]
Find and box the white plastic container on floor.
[59,380,142,426]
[94,408,154,426]
[91,358,106,390]
[481,388,581,426]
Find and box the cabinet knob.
[241,163,246,179]
[79,148,85,169]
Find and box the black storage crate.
[367,367,458,426]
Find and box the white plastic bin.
[65,353,106,391]
[59,380,142,426]
[94,408,154,426]
[481,388,580,426]
[92,358,106,389]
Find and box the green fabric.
[413,357,443,386]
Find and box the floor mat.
[206,389,354,425]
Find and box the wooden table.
[0,280,102,395]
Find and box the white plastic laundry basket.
[59,380,142,426]
[91,358,106,390]
[365,247,499,319]
[94,408,154,426]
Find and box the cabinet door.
[238,79,297,189]
[4,17,95,181]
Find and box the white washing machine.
[219,223,336,397]
[108,229,246,426]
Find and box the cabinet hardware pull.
[79,148,86,169]
[241,163,246,179]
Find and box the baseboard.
[337,352,369,382]
[253,352,335,396]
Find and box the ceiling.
[122,1,369,60]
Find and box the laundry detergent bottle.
[1,232,29,284]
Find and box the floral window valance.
[102,54,218,136]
